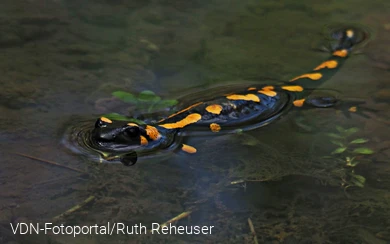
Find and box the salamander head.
[88,117,175,165]
[92,117,144,150]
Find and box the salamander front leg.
[120,151,138,166]
[305,96,339,108]
[180,144,197,154]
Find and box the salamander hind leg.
[304,96,338,108]
[334,99,379,118]
[298,96,378,118]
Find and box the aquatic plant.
[326,126,374,188]
[112,90,178,113]
[101,90,178,122]
[101,112,146,124]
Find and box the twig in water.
[248,218,259,244]
[160,210,192,228]
[150,210,193,233]
[53,196,95,221]
[230,179,272,185]
[14,152,87,174]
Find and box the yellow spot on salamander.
[313,60,338,70]
[210,123,221,132]
[263,86,274,90]
[258,86,277,96]
[206,104,223,114]
[346,29,354,38]
[281,85,304,92]
[349,106,357,112]
[101,117,112,123]
[293,99,305,107]
[158,102,203,123]
[140,136,148,145]
[181,144,197,154]
[146,125,161,140]
[332,49,348,58]
[159,113,202,129]
[127,123,138,126]
[258,90,277,96]
[247,87,257,91]
[290,73,323,82]
[226,94,260,102]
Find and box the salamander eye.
[95,117,113,128]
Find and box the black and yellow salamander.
[76,27,371,165]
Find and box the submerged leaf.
[350,179,365,188]
[331,147,347,154]
[139,90,156,96]
[330,140,345,147]
[353,148,374,154]
[343,127,359,136]
[138,90,159,102]
[349,173,366,187]
[103,113,145,124]
[346,160,360,167]
[350,138,369,144]
[351,173,366,183]
[159,99,178,107]
[326,133,343,139]
[111,90,178,113]
[112,91,137,103]
[103,112,130,121]
[335,126,345,133]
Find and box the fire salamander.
[76,27,370,166]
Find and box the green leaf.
[138,90,159,101]
[139,90,156,96]
[159,99,178,107]
[330,140,345,147]
[346,160,360,167]
[343,127,359,136]
[103,112,130,121]
[350,138,369,144]
[352,148,374,154]
[103,113,145,124]
[150,101,178,111]
[152,96,162,102]
[350,174,366,187]
[112,91,137,103]
[335,126,345,133]
[331,147,347,154]
[150,103,169,111]
[350,179,365,188]
[326,133,343,139]
[352,174,366,183]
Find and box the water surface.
[1,0,390,243]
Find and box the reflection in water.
[1,0,390,243]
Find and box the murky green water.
[1,0,390,243]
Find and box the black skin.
[93,119,141,146]
[92,119,141,166]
